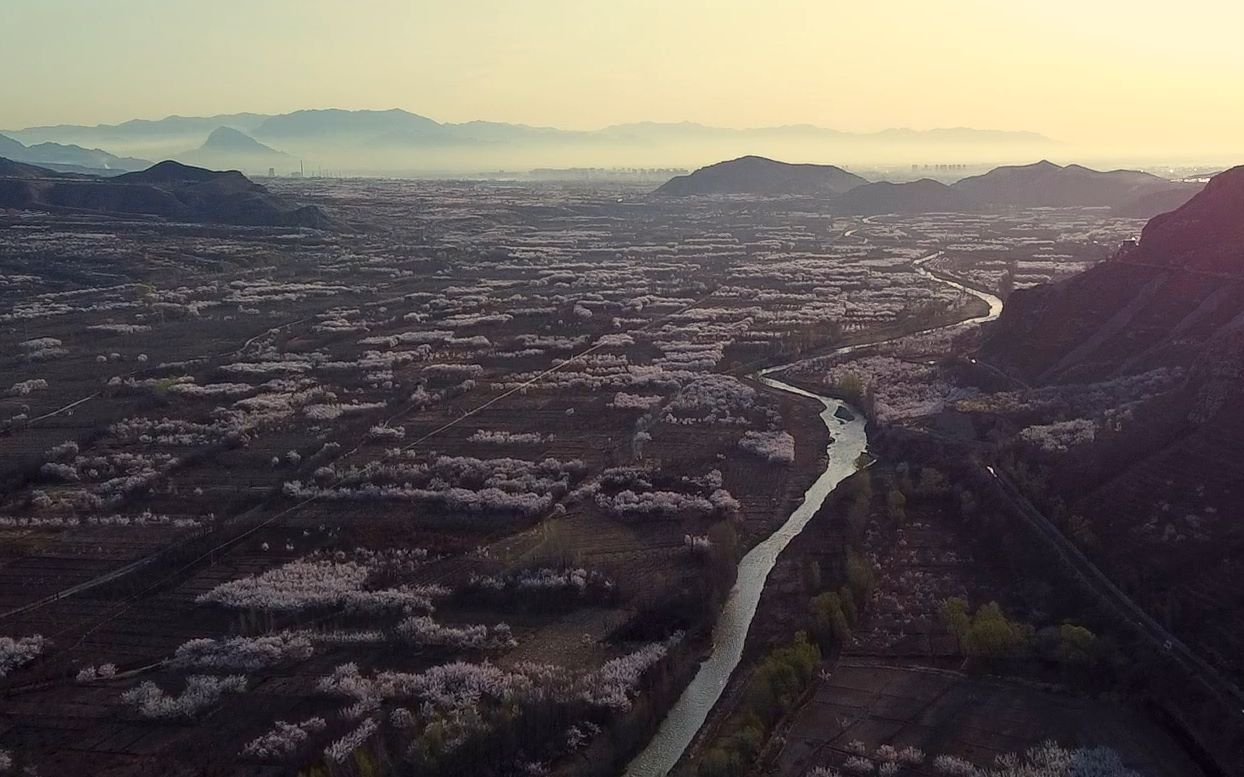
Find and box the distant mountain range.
[2,109,1059,173]
[0,158,332,228]
[6,109,1055,148]
[657,156,1201,217]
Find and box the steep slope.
[982,166,1244,382]
[1121,166,1244,273]
[834,178,978,215]
[0,159,66,208]
[953,160,1195,209]
[0,158,73,180]
[656,156,868,196]
[1113,184,1203,219]
[0,134,26,160]
[978,166,1244,679]
[0,159,332,228]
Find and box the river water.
[624,251,1003,777]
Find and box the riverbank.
[626,256,1006,777]
[624,387,868,777]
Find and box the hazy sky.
[4,0,1243,151]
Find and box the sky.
[3,0,1243,154]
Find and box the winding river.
[624,250,1003,777]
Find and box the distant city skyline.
[4,0,1244,158]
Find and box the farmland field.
[0,180,1150,776]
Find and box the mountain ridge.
[834,178,978,215]
[650,156,1198,215]
[6,109,1055,146]
[951,159,1197,213]
[0,132,149,174]
[3,110,1057,171]
[656,155,868,196]
[982,164,1244,382]
[0,158,332,228]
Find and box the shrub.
[242,717,327,760]
[122,675,247,718]
[0,635,47,678]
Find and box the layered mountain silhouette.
[0,159,332,228]
[8,109,1055,147]
[0,132,149,174]
[656,156,868,196]
[951,160,1199,215]
[2,109,1057,172]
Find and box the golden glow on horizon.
[3,0,1243,155]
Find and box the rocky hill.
[979,165,1244,682]
[0,159,332,228]
[656,155,868,196]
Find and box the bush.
[963,602,1031,658]
[697,633,822,777]
[942,599,1032,659]
[1053,623,1102,666]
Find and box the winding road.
[984,465,1244,717]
